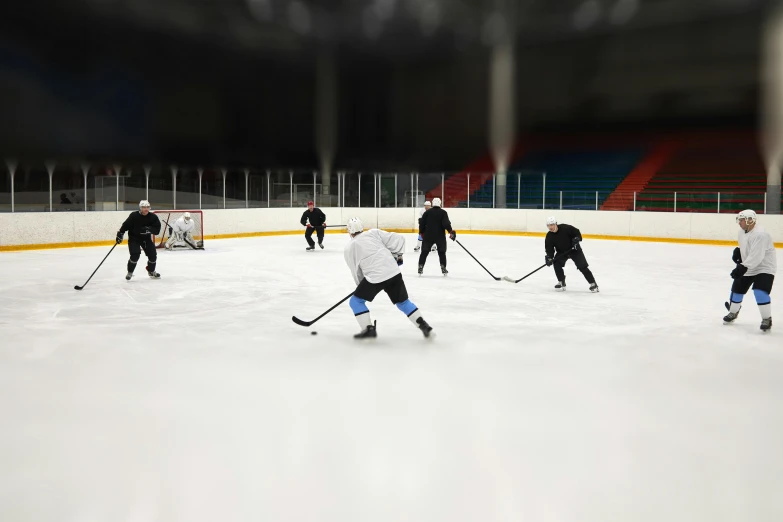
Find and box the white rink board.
[1,234,782,522]
[2,208,783,249]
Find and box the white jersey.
[344,229,406,285]
[171,216,196,234]
[738,224,777,277]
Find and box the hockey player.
[165,212,200,250]
[300,200,326,251]
[544,216,598,292]
[414,200,436,252]
[723,209,776,331]
[116,200,162,280]
[344,217,433,339]
[417,197,456,275]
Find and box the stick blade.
[502,276,516,283]
[292,316,312,327]
[74,285,83,290]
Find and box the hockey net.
[153,210,204,249]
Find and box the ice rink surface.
[1,232,782,522]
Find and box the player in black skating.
[417,197,456,276]
[116,200,162,280]
[344,217,433,339]
[300,200,326,251]
[544,216,598,292]
[723,209,776,331]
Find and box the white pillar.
[489,20,515,209]
[674,192,677,213]
[244,169,250,209]
[717,192,720,213]
[81,163,89,211]
[467,173,471,208]
[221,168,227,209]
[198,168,203,209]
[7,160,16,213]
[143,165,150,202]
[170,166,178,210]
[762,3,783,214]
[46,161,55,212]
[113,163,122,211]
[316,50,337,200]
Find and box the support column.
[488,5,516,209]
[46,161,55,212]
[762,3,783,214]
[316,49,337,203]
[81,163,89,212]
[7,160,17,212]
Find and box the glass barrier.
[1,161,776,215]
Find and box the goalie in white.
[165,212,201,250]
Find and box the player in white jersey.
[414,200,436,252]
[344,217,433,339]
[165,212,200,250]
[724,209,777,331]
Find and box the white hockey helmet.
[183,211,191,221]
[424,200,432,208]
[139,200,151,209]
[546,216,557,225]
[736,209,757,225]
[432,197,442,207]
[347,217,363,235]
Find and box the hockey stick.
[74,243,118,290]
[454,239,501,281]
[292,292,353,327]
[184,236,205,250]
[502,250,571,284]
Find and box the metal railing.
[0,161,776,214]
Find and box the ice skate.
[441,265,448,276]
[306,246,315,251]
[147,270,161,279]
[418,265,423,275]
[555,280,566,291]
[318,242,324,249]
[589,283,599,293]
[723,311,739,324]
[416,317,433,338]
[125,272,133,281]
[760,318,772,332]
[354,321,377,339]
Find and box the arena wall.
[1,208,782,251]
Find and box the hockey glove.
[394,254,403,266]
[732,247,742,264]
[115,231,123,244]
[449,231,456,241]
[572,236,582,250]
[730,264,748,279]
[545,255,553,267]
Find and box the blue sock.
[349,296,369,315]
[396,299,418,316]
[729,292,744,304]
[753,288,771,305]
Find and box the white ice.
[1,233,782,522]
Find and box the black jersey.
[419,207,453,242]
[300,208,326,227]
[119,210,162,239]
[545,223,582,257]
